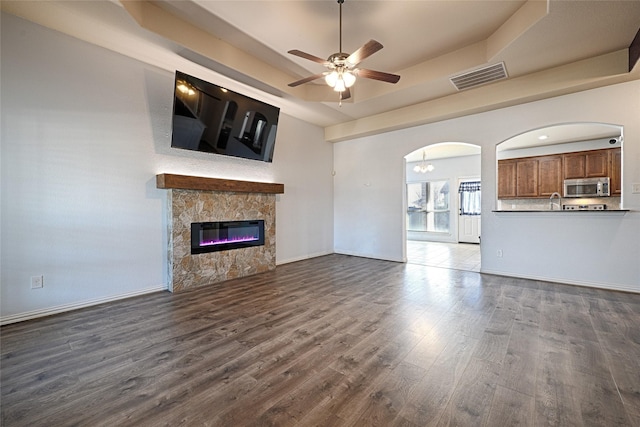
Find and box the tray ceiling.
[2,0,639,142]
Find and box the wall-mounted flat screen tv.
[171,71,280,162]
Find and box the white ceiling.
[2,0,640,149]
[151,0,640,125]
[498,123,622,151]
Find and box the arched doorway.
[404,142,481,272]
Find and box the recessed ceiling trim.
[326,50,632,142]
[450,62,508,91]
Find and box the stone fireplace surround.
[156,174,284,292]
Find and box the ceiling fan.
[287,0,401,101]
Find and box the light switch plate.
[633,183,640,194]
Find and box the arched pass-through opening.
[404,142,482,272]
[496,122,623,211]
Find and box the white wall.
[0,14,333,323]
[334,80,640,292]
[333,139,407,262]
[272,117,334,263]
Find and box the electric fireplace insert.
[191,220,265,254]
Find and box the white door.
[458,215,480,243]
[458,179,481,243]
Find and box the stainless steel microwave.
[563,177,610,198]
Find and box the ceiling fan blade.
[356,68,401,84]
[288,49,329,65]
[346,40,383,66]
[288,73,327,87]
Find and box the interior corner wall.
[271,112,334,265]
[0,13,333,323]
[334,80,640,292]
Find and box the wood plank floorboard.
[2,254,640,426]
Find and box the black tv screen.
[171,71,280,162]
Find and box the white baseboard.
[333,249,405,263]
[0,285,168,326]
[276,251,334,265]
[480,268,639,294]
[278,251,405,265]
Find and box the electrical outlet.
[632,183,640,194]
[31,275,44,289]
[496,249,503,258]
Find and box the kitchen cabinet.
[498,160,516,198]
[516,159,538,197]
[610,147,622,195]
[498,158,538,198]
[563,152,586,179]
[498,147,621,199]
[563,149,610,179]
[538,155,563,196]
[585,150,609,177]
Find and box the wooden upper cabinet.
[498,160,516,199]
[563,153,586,179]
[516,159,538,197]
[498,148,621,199]
[585,150,609,177]
[610,147,622,195]
[538,155,563,196]
[563,149,610,179]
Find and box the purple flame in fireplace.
[200,234,259,247]
[191,220,265,254]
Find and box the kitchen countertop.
[493,209,630,213]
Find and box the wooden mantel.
[156,174,284,194]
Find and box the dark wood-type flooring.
[2,254,640,426]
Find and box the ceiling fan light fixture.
[286,0,400,99]
[177,81,196,96]
[326,69,356,92]
[325,71,339,87]
[342,70,356,88]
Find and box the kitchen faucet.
[549,192,562,210]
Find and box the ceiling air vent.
[450,62,508,91]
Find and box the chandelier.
[413,151,434,173]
